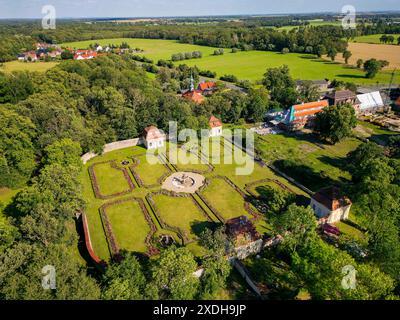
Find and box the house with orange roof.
[280,100,329,131]
[198,81,217,96]
[182,90,205,104]
[74,50,98,60]
[209,115,223,137]
[143,125,166,150]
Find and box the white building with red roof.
[209,115,223,137]
[310,186,352,223]
[74,50,98,60]
[143,125,166,150]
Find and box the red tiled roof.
[143,126,165,140]
[312,186,352,211]
[198,81,216,91]
[182,90,205,104]
[209,115,222,128]
[293,100,328,120]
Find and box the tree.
[150,246,199,300]
[314,103,357,144]
[327,48,337,61]
[102,252,147,300]
[315,45,326,58]
[281,48,290,54]
[342,50,352,64]
[262,65,298,107]
[245,87,269,122]
[356,59,364,69]
[297,80,320,102]
[272,204,318,253]
[387,135,400,158]
[257,185,296,214]
[42,138,82,169]
[380,34,388,44]
[0,108,36,188]
[363,59,383,79]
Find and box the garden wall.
[81,138,143,164]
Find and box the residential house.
[143,126,166,150]
[355,91,387,115]
[280,100,329,131]
[198,81,217,96]
[209,115,223,137]
[20,51,38,62]
[225,216,263,260]
[74,50,98,60]
[310,186,352,224]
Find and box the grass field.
[62,38,400,84]
[132,153,170,186]
[105,199,150,253]
[0,61,59,73]
[351,34,400,45]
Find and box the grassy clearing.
[0,61,58,73]
[152,194,211,241]
[256,133,361,191]
[61,38,399,84]
[105,200,150,253]
[355,121,399,145]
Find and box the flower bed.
[88,160,135,199]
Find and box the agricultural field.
[333,42,400,70]
[62,38,400,84]
[0,60,59,73]
[81,138,307,261]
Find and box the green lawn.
[132,153,170,187]
[351,34,400,45]
[105,199,150,253]
[91,161,132,197]
[256,133,361,192]
[0,61,59,73]
[355,121,400,145]
[152,194,211,241]
[167,144,211,173]
[201,177,253,221]
[61,38,399,84]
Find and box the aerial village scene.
[0,0,400,306]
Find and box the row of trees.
[171,51,202,61]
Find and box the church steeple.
[190,72,194,92]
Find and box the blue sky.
[0,0,399,19]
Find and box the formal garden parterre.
[82,140,309,262]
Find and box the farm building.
[310,186,352,224]
[355,91,387,115]
[209,115,223,137]
[279,100,329,131]
[225,216,263,260]
[324,90,360,108]
[143,125,166,150]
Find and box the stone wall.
[81,138,143,164]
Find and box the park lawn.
[0,60,58,73]
[61,38,219,62]
[152,194,211,241]
[92,161,132,196]
[201,178,253,221]
[133,153,170,186]
[335,221,365,242]
[0,187,19,207]
[105,200,150,253]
